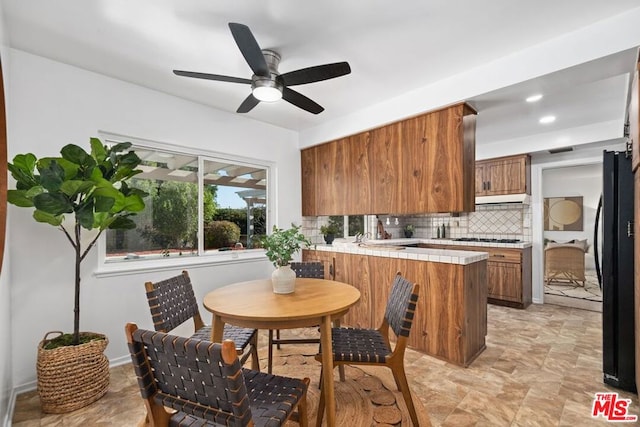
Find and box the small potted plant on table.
[260,224,311,294]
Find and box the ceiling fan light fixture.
[252,77,282,102]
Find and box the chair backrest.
[290,261,324,279]
[125,323,253,426]
[145,270,202,333]
[384,273,420,338]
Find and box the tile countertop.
[311,238,532,266]
[313,240,488,266]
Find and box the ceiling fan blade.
[282,87,324,114]
[228,23,269,77]
[173,70,251,84]
[279,62,351,86]
[237,93,260,113]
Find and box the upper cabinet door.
[347,132,373,215]
[401,115,430,213]
[424,105,475,213]
[301,146,317,216]
[476,154,530,196]
[370,123,402,214]
[316,139,349,215]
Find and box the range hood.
[475,193,531,205]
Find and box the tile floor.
[12,303,639,426]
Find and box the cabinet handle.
[487,181,491,191]
[483,182,486,191]
[492,254,506,258]
[329,263,334,278]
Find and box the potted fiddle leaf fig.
[259,224,311,294]
[7,138,147,413]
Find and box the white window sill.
[94,249,270,278]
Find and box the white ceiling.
[3,0,640,151]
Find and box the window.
[328,215,365,237]
[101,139,271,265]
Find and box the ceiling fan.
[173,23,351,114]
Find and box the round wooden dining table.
[203,278,360,427]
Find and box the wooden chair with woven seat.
[315,272,421,426]
[268,261,336,375]
[145,270,260,370]
[125,323,310,427]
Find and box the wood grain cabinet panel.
[334,253,374,328]
[476,154,530,196]
[487,261,521,302]
[423,244,532,309]
[315,138,350,215]
[424,104,476,213]
[304,249,487,366]
[300,102,476,215]
[370,123,402,214]
[301,146,317,216]
[347,132,373,215]
[302,249,335,280]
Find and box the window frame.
[95,132,276,277]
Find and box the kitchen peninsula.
[303,240,489,367]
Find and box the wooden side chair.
[125,323,310,426]
[316,273,421,426]
[268,261,324,374]
[145,270,260,370]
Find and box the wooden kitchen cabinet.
[315,138,349,215]
[403,103,476,213]
[334,252,374,328]
[346,131,373,214]
[303,249,487,366]
[302,249,335,279]
[301,146,317,216]
[475,154,531,196]
[300,102,476,216]
[424,243,532,309]
[370,122,403,214]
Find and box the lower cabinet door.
[487,261,522,302]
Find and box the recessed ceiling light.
[539,115,556,124]
[526,94,543,103]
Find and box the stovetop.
[454,237,522,244]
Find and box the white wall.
[543,163,602,270]
[7,49,301,389]
[299,8,640,150]
[0,0,13,423]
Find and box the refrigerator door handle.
[594,194,602,289]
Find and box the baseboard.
[5,354,133,425]
[3,388,17,427]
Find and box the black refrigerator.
[596,150,636,393]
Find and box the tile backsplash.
[303,203,532,243]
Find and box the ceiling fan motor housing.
[251,50,283,101]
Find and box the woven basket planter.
[36,331,110,414]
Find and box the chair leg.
[268,329,274,374]
[276,329,281,349]
[390,364,420,427]
[250,333,260,371]
[315,376,325,427]
[297,377,310,427]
